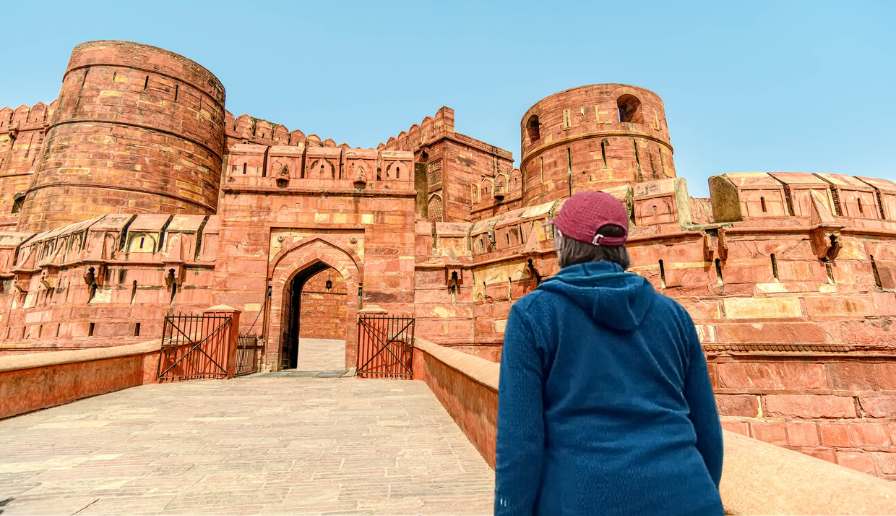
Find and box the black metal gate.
[236,334,263,376]
[356,315,414,379]
[157,312,234,382]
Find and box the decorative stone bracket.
[444,265,463,291]
[39,267,58,290]
[13,272,29,293]
[83,264,105,287]
[526,258,543,285]
[703,227,729,262]
[164,264,185,288]
[810,225,843,261]
[485,222,497,250]
[353,166,367,191]
[277,164,290,188]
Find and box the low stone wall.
[413,338,499,466]
[413,338,896,514]
[713,356,896,479]
[0,340,161,419]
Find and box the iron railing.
[356,314,414,379]
[157,312,233,382]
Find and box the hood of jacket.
[538,260,656,332]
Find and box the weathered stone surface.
[765,395,858,419]
[0,377,495,514]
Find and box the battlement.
[0,101,57,133]
[222,143,414,194]
[11,213,218,272]
[413,167,896,356]
[449,170,896,264]
[224,111,350,149]
[709,171,896,228]
[380,106,455,152]
[380,106,512,161]
[0,101,59,219]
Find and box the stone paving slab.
[297,338,346,372]
[0,377,494,515]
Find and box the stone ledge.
[413,338,896,514]
[0,339,160,373]
[722,431,896,514]
[414,337,498,389]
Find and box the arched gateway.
[267,238,362,371]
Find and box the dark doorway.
[280,261,347,370]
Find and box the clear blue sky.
[2,1,893,196]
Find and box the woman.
[495,191,723,515]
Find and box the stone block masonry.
[16,41,226,232]
[298,266,347,339]
[0,39,894,479]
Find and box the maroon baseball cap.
[553,191,629,246]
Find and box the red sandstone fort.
[1,41,895,479]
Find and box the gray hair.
[555,225,630,270]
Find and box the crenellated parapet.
[380,106,512,161]
[0,101,59,223]
[709,172,896,229]
[224,111,350,150]
[222,143,414,195]
[380,107,456,153]
[416,170,896,354]
[0,101,57,135]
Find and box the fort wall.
[412,170,896,476]
[0,213,219,352]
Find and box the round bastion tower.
[520,84,675,205]
[17,41,226,232]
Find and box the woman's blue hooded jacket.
[495,261,723,515]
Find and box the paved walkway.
[297,338,346,372]
[0,377,494,515]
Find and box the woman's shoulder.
[510,287,563,317]
[650,289,693,321]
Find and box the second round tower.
[520,84,676,206]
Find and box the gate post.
[205,305,242,378]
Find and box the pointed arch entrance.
[279,261,347,369]
[267,238,362,371]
